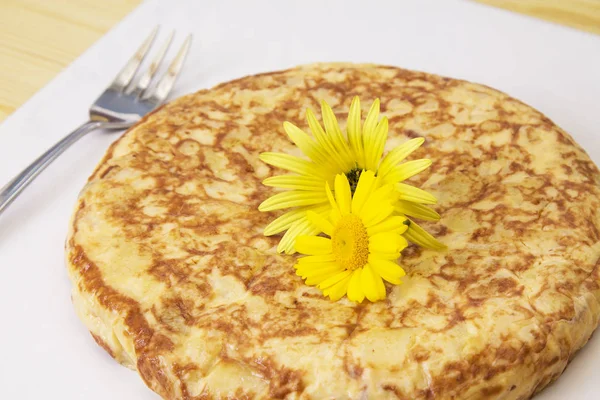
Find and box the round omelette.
[66,63,600,399]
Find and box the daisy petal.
[306,210,334,236]
[329,207,342,225]
[264,205,329,236]
[394,201,440,221]
[369,232,408,255]
[360,183,394,208]
[404,220,446,250]
[305,270,344,286]
[320,101,344,142]
[347,96,364,167]
[263,175,325,191]
[297,254,336,264]
[258,191,328,211]
[260,152,326,179]
[378,137,425,177]
[306,108,327,140]
[319,270,353,290]
[369,251,402,261]
[361,264,383,302]
[362,100,381,170]
[283,121,327,164]
[367,216,409,236]
[366,183,395,204]
[306,108,349,172]
[366,117,388,171]
[323,274,352,301]
[278,218,321,254]
[295,236,333,255]
[264,210,303,236]
[296,262,341,278]
[347,269,365,303]
[369,258,406,285]
[325,182,342,222]
[334,174,352,215]
[351,170,377,215]
[370,264,387,299]
[396,183,437,205]
[360,204,395,228]
[359,184,396,226]
[362,99,380,144]
[382,159,432,184]
[321,101,354,170]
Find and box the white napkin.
[0,0,598,398]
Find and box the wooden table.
[0,0,140,121]
[1,0,599,123]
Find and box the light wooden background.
[0,0,139,121]
[1,0,599,122]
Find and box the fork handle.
[0,120,104,215]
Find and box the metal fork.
[0,27,191,215]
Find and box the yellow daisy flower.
[259,96,442,253]
[295,171,407,303]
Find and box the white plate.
[0,0,599,398]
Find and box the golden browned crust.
[65,63,600,399]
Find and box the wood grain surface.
[0,0,598,122]
[474,0,600,35]
[0,0,140,122]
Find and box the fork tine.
[144,34,192,103]
[126,31,174,96]
[111,26,158,91]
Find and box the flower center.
[331,214,369,271]
[345,167,362,195]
